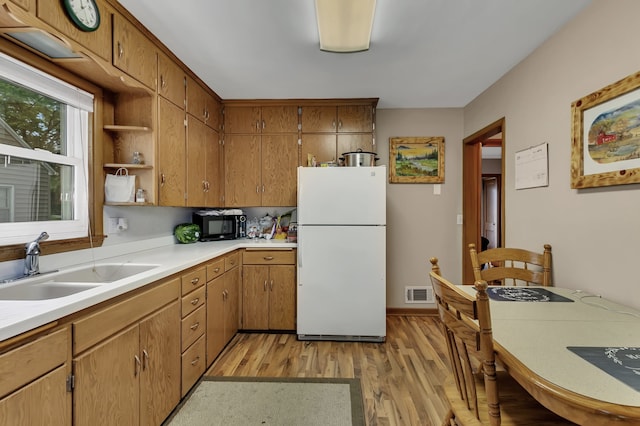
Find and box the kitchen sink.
[51,263,160,283]
[0,282,100,300]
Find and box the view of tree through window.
[0,78,66,223]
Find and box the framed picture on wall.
[389,136,445,183]
[571,70,640,188]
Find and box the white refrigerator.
[297,166,386,342]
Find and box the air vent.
[405,286,434,304]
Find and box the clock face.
[64,0,101,32]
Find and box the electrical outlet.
[107,217,120,234]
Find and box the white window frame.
[0,52,93,245]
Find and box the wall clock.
[63,0,101,32]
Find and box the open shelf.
[103,124,152,132]
[103,163,153,170]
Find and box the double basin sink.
[0,263,160,301]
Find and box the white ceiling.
[117,0,591,109]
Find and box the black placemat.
[567,346,640,391]
[486,287,573,302]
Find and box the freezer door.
[297,166,386,225]
[297,225,386,338]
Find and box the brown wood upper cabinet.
[186,116,222,207]
[158,52,186,108]
[224,106,298,134]
[9,0,34,13]
[37,0,112,62]
[113,13,157,90]
[301,105,373,133]
[186,76,221,131]
[158,97,186,206]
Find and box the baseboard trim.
[386,307,438,317]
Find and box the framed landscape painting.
[389,136,444,183]
[571,70,640,188]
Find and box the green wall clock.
[63,0,101,32]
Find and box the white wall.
[376,108,464,308]
[464,0,640,309]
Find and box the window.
[0,52,93,245]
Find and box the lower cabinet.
[0,327,71,426]
[206,251,240,365]
[72,278,181,426]
[242,249,296,330]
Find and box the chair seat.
[443,372,576,425]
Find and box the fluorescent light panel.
[5,31,82,59]
[315,0,376,53]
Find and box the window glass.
[0,53,92,245]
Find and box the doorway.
[462,118,505,284]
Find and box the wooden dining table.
[458,285,640,425]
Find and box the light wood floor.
[205,315,451,426]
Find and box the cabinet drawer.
[181,334,205,396]
[73,278,180,355]
[243,249,295,265]
[0,327,68,398]
[207,258,225,281]
[225,251,240,271]
[181,306,206,351]
[181,285,205,317]
[181,267,206,295]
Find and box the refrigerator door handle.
[297,236,302,284]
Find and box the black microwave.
[192,212,247,241]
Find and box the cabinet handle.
[190,297,200,305]
[161,173,166,185]
[332,120,336,129]
[202,180,207,191]
[338,120,342,130]
[262,120,266,130]
[117,41,123,59]
[205,108,210,120]
[256,185,259,193]
[160,75,166,89]
[134,355,141,377]
[191,277,200,285]
[191,356,200,366]
[190,322,200,331]
[213,267,220,273]
[222,290,228,300]
[263,280,267,291]
[270,279,273,291]
[256,120,260,131]
[142,349,149,371]
[263,256,274,261]
[262,185,265,193]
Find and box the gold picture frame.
[571,70,640,188]
[389,136,444,183]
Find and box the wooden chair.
[429,257,573,426]
[468,243,552,286]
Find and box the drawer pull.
[191,277,200,285]
[191,356,200,366]
[213,267,221,273]
[263,256,274,261]
[190,322,200,331]
[190,298,200,305]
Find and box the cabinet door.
[337,134,375,155]
[224,265,240,340]
[337,105,373,133]
[261,134,298,206]
[224,134,261,207]
[242,265,270,330]
[301,106,336,133]
[207,96,222,131]
[0,366,70,426]
[186,116,208,207]
[300,134,337,165]
[261,106,298,133]
[9,0,34,13]
[37,0,112,61]
[113,14,157,89]
[186,76,208,124]
[73,324,140,426]
[158,97,186,206]
[268,265,296,330]
[224,106,261,134]
[139,301,181,426]
[206,275,225,365]
[158,52,185,108]
[205,128,222,207]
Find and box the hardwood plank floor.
[206,316,451,426]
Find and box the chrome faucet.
[24,232,49,276]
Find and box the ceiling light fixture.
[315,0,376,53]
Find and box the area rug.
[163,376,365,426]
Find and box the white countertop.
[0,238,296,342]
